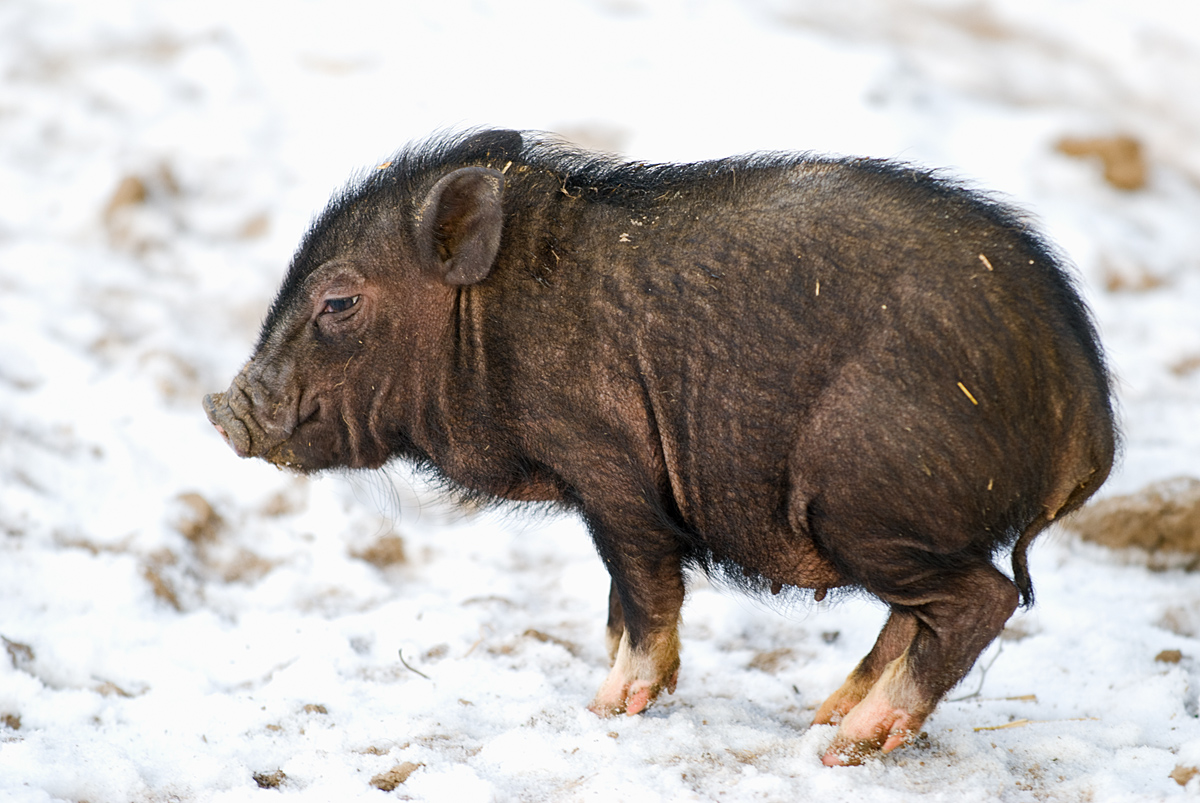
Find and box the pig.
[204,129,1116,765]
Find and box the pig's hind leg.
[605,579,625,662]
[812,610,918,726]
[585,508,686,718]
[818,551,1019,765]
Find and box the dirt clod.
[1171,765,1199,786]
[370,761,421,791]
[1156,649,1183,664]
[253,770,286,789]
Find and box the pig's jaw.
[203,386,389,473]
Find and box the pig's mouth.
[204,386,358,473]
[203,387,318,465]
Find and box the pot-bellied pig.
[204,129,1116,765]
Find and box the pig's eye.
[321,295,360,315]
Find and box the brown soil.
[1056,134,1147,190]
[1062,477,1200,569]
[370,762,422,791]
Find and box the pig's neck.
[406,186,582,504]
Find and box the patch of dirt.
[370,761,422,791]
[422,643,450,662]
[1062,477,1200,569]
[1156,649,1184,664]
[3,636,34,670]
[102,164,183,253]
[167,493,276,584]
[748,647,793,673]
[1172,765,1199,786]
[173,492,224,544]
[260,479,308,517]
[104,174,149,220]
[142,564,182,611]
[253,770,286,789]
[1056,134,1148,191]
[1170,355,1200,377]
[94,680,136,698]
[522,628,583,658]
[218,548,275,583]
[1099,254,1168,294]
[351,534,407,568]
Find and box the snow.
[1,0,1199,799]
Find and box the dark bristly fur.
[208,128,1117,763]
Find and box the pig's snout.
[203,392,252,457]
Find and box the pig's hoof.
[587,669,677,717]
[820,703,918,766]
[587,668,638,717]
[588,633,680,717]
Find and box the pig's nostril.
[203,391,253,456]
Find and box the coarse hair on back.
[265,128,1115,423]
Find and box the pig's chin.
[260,442,322,473]
[261,426,388,473]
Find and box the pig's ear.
[417,167,505,286]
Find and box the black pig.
[204,129,1116,765]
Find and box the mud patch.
[3,635,34,670]
[1062,477,1200,569]
[252,770,286,789]
[370,761,422,791]
[1172,765,1200,786]
[747,647,794,673]
[172,492,224,544]
[142,564,182,611]
[522,628,583,658]
[351,533,407,568]
[1056,134,1147,191]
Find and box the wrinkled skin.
[206,166,503,473]
[205,130,1117,766]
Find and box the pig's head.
[204,145,511,473]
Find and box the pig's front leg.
[584,508,685,717]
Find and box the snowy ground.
[2,0,1199,800]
